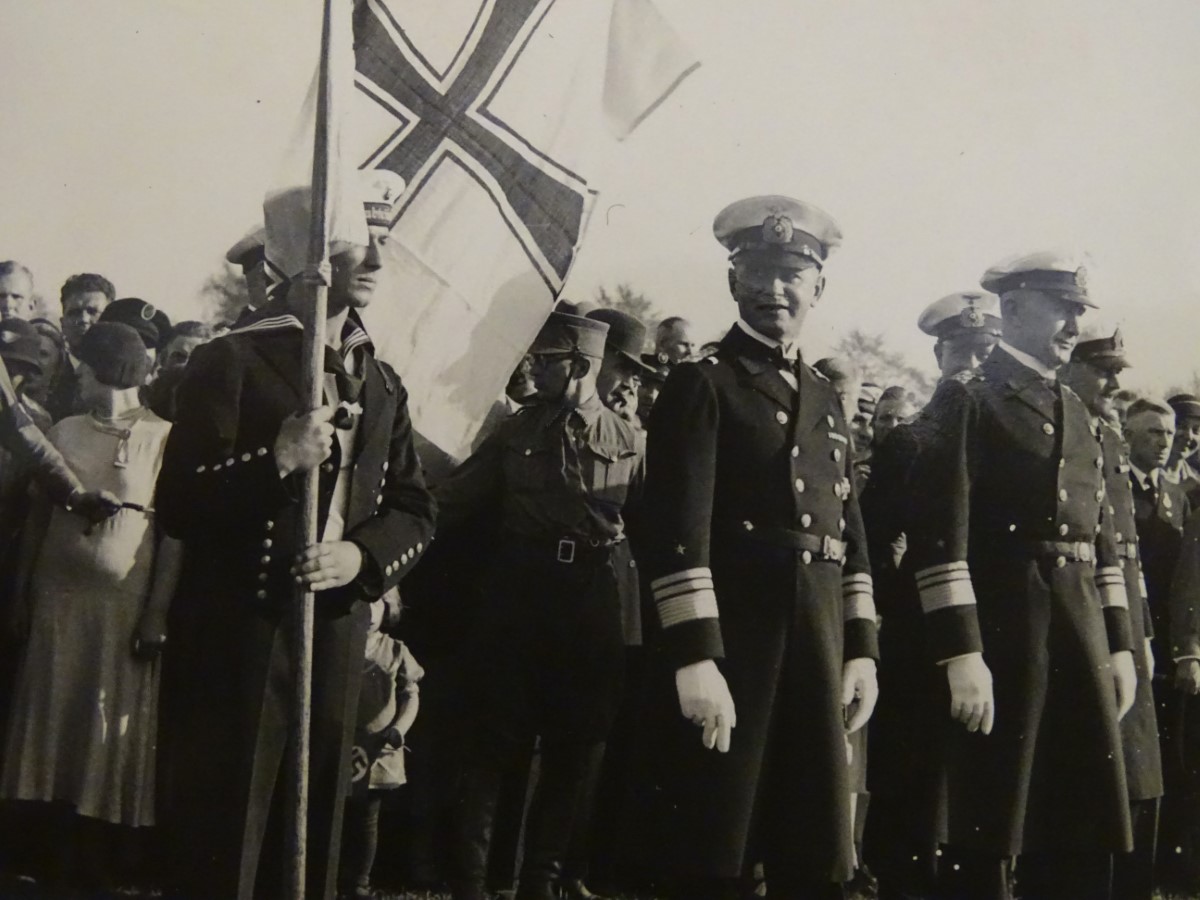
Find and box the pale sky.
[3,0,1199,392]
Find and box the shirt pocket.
[583,444,639,507]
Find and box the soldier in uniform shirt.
[1124,397,1197,889]
[860,290,1001,900]
[435,310,642,900]
[906,252,1137,900]
[1061,328,1163,900]
[635,195,879,900]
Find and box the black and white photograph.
[1,1,1199,898]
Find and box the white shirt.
[1129,464,1159,494]
[998,340,1058,382]
[736,319,799,390]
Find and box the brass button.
[776,411,789,425]
[1058,524,1069,536]
[800,514,812,527]
[225,458,235,467]
[416,542,424,552]
[1115,531,1123,542]
[1095,457,1104,468]
[838,517,846,531]
[743,520,754,531]
[794,478,805,493]
[1059,459,1065,469]
[265,520,274,530]
[241,453,252,463]
[1165,495,1174,509]
[257,447,268,457]
[1056,556,1067,568]
[826,415,835,428]
[382,461,389,471]
[321,463,334,474]
[376,495,383,505]
[260,555,271,565]
[832,449,841,462]
[195,465,206,474]
[791,446,799,458]
[262,539,273,549]
[256,590,268,600]
[1058,489,1068,501]
[1095,490,1104,502]
[1119,559,1127,570]
[628,560,637,568]
[1043,423,1055,435]
[801,550,812,564]
[258,572,268,583]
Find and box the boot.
[516,746,591,900]
[450,765,503,900]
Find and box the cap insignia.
[762,215,794,246]
[0,331,16,344]
[960,307,985,328]
[140,303,157,321]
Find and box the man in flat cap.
[1061,328,1163,899]
[906,252,1136,899]
[859,290,1001,899]
[435,309,642,900]
[48,272,116,421]
[633,195,878,899]
[155,169,435,900]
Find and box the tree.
[832,328,937,403]
[199,262,251,325]
[595,283,660,350]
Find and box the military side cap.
[1168,393,1200,419]
[529,311,609,358]
[226,226,266,267]
[640,353,672,384]
[918,291,1002,338]
[101,297,171,350]
[0,318,43,375]
[980,251,1096,308]
[714,195,842,267]
[1072,324,1129,370]
[586,309,655,373]
[361,170,407,227]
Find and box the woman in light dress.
[1,321,181,890]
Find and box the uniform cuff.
[843,572,879,660]
[652,567,724,667]
[915,562,983,661]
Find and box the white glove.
[842,657,879,734]
[1111,650,1136,721]
[675,659,736,753]
[946,652,994,734]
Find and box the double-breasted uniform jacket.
[906,346,1134,857]
[155,306,435,900]
[1100,420,1164,802]
[1131,467,1190,674]
[635,324,878,885]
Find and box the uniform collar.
[1129,464,1158,491]
[228,298,374,360]
[998,340,1057,382]
[736,318,799,361]
[545,391,604,429]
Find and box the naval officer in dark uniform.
[1061,327,1163,899]
[907,252,1136,900]
[636,195,879,900]
[435,310,643,900]
[860,290,1001,900]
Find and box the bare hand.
[1146,638,1156,681]
[675,659,736,753]
[1111,650,1137,720]
[842,657,879,734]
[132,609,168,660]
[293,540,364,592]
[69,489,122,524]
[274,407,335,477]
[1175,659,1200,696]
[946,652,994,734]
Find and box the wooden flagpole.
[288,0,335,895]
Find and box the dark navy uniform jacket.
[634,323,877,884]
[906,346,1133,856]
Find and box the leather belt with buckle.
[1116,540,1139,561]
[732,523,847,563]
[1029,540,1095,563]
